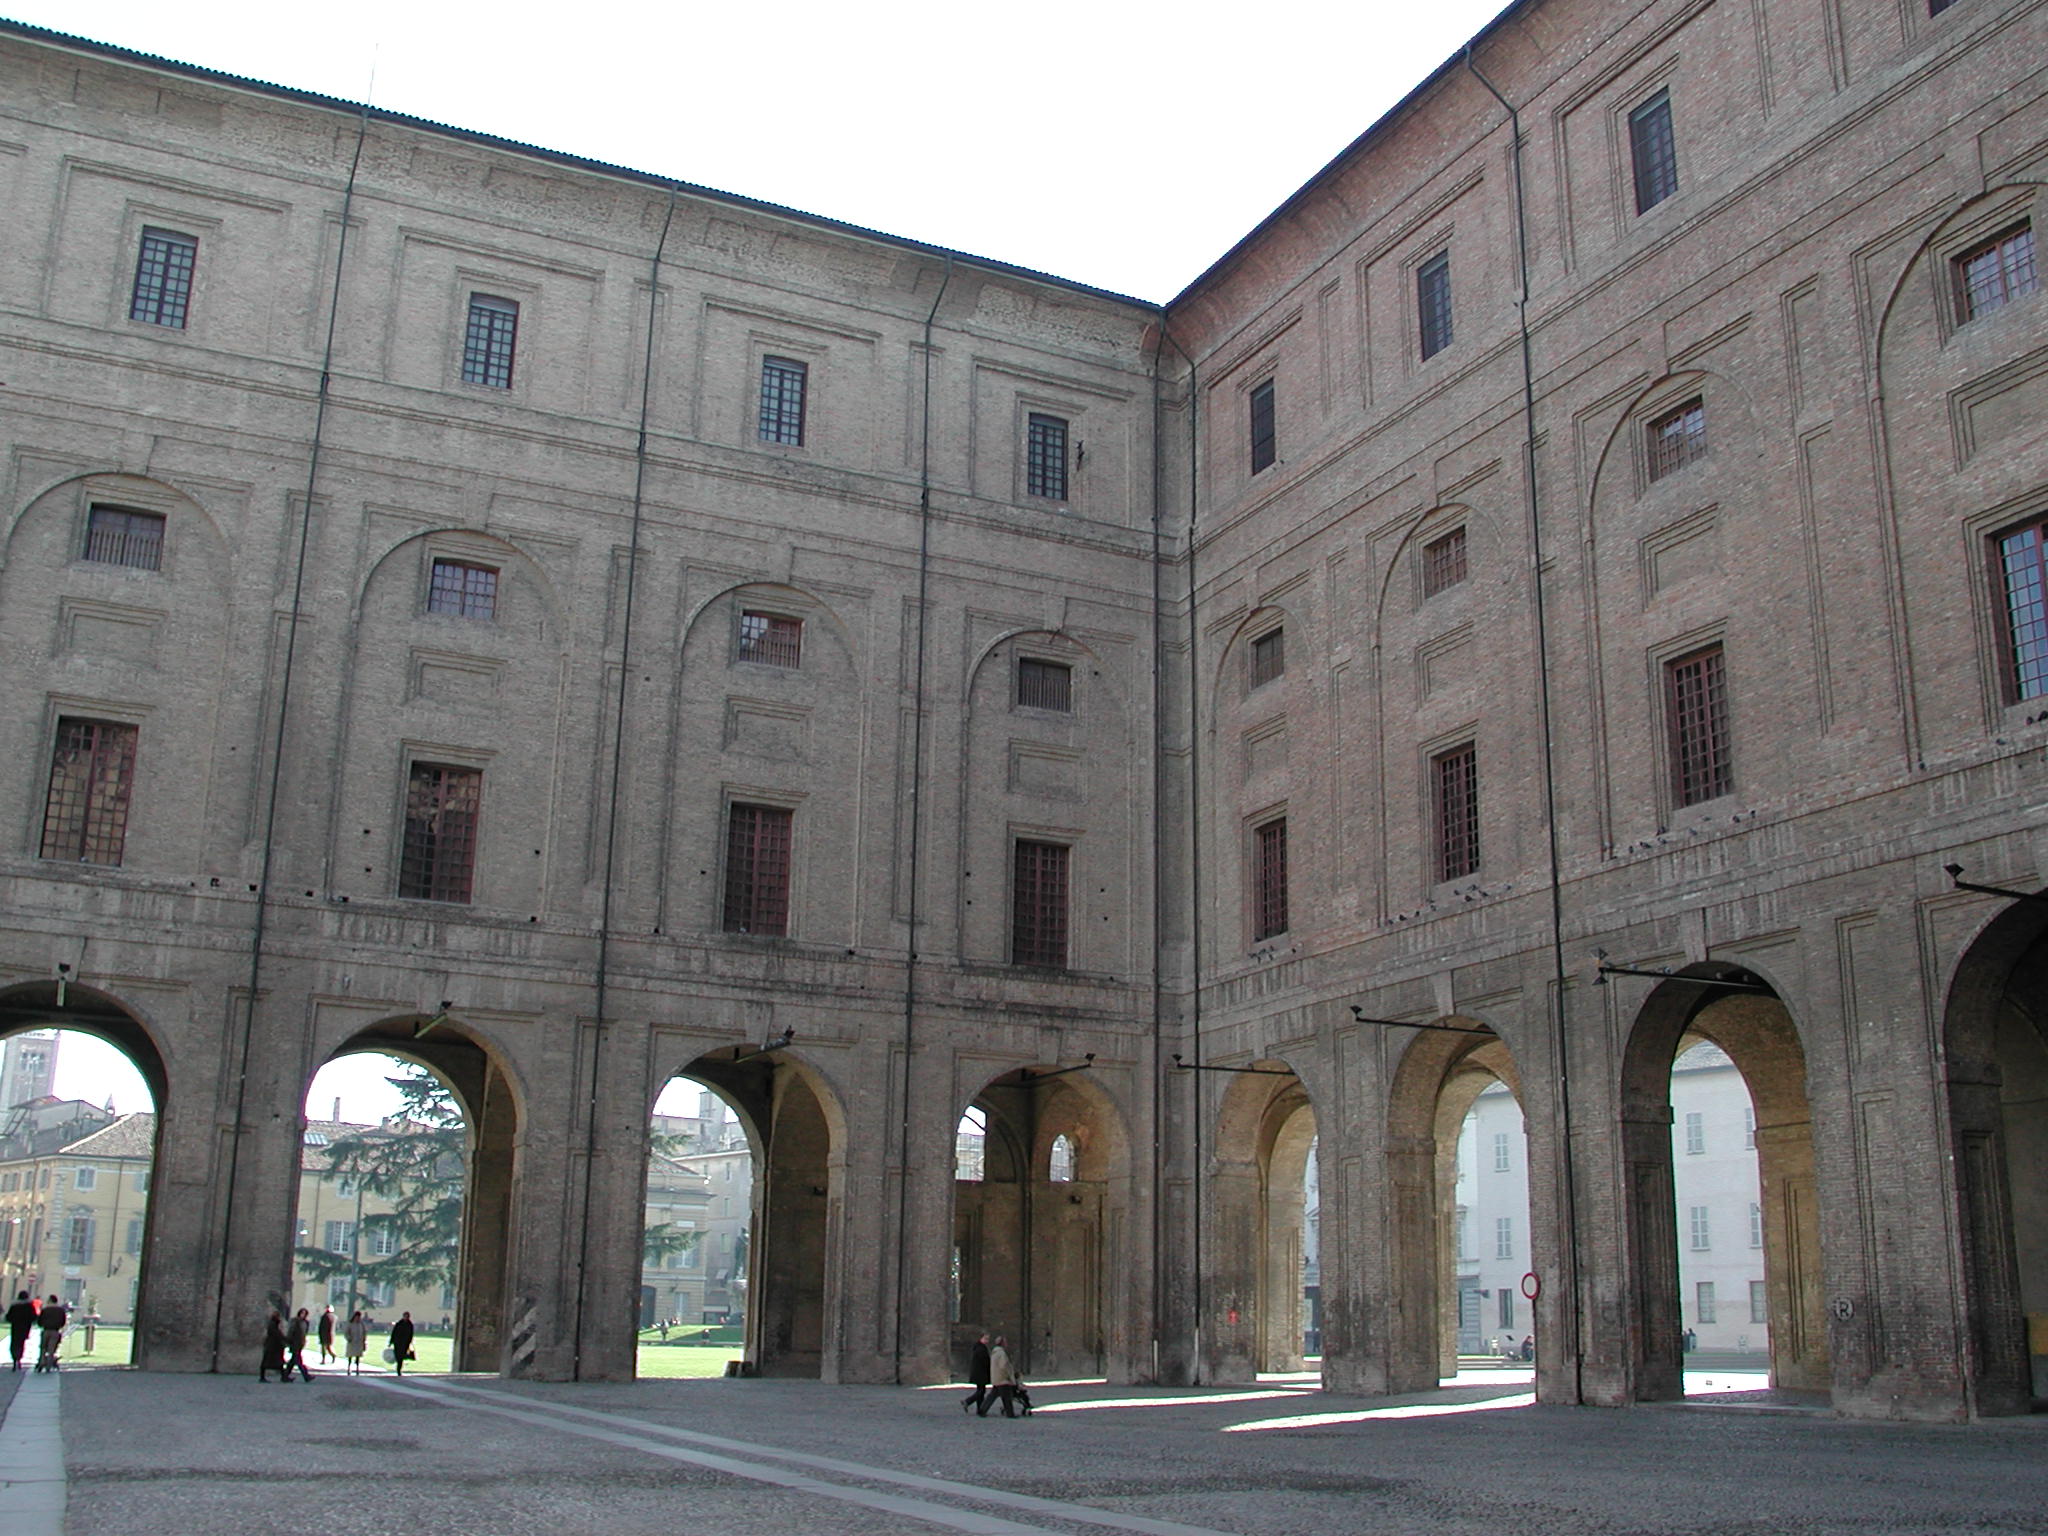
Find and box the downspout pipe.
[1464,45,1583,1404]
[893,254,953,1382]
[209,106,369,1371]
[576,183,679,1379]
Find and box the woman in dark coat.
[284,1307,314,1380]
[259,1310,287,1382]
[389,1311,415,1376]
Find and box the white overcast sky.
[8,0,1515,301]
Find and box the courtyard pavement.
[4,1360,2046,1535]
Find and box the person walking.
[980,1335,1018,1418]
[6,1292,36,1372]
[283,1306,314,1381]
[259,1309,287,1381]
[344,1310,369,1375]
[34,1295,68,1373]
[962,1332,991,1415]
[317,1305,337,1364]
[389,1311,415,1376]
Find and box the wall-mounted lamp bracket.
[1945,863,2048,905]
[1348,1006,1492,1035]
[1170,1054,1295,1075]
[1591,951,1769,992]
[1015,1052,1096,1084]
[732,1026,796,1063]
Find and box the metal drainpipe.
[893,254,953,1382]
[1464,46,1583,1404]
[208,106,369,1372]
[575,183,680,1380]
[1146,318,1168,1381]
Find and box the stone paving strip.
[365,1373,1243,1536]
[0,1370,62,1536]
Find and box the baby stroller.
[1011,1379,1033,1416]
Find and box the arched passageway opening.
[666,1048,841,1379]
[0,989,163,1364]
[1618,969,1826,1402]
[953,1065,1130,1380]
[638,1078,753,1363]
[298,1017,519,1374]
[1209,1062,1316,1382]
[1668,1040,1766,1385]
[1385,1023,1526,1390]
[1943,895,2048,1414]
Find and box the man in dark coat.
[259,1310,287,1382]
[6,1291,37,1371]
[34,1295,68,1372]
[317,1305,337,1364]
[283,1307,314,1380]
[390,1311,415,1376]
[962,1332,991,1414]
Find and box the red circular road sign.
[1521,1272,1540,1301]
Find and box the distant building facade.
[0,1032,58,1110]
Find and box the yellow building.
[0,1100,151,1320]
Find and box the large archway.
[0,982,167,1364]
[952,1063,1131,1381]
[1618,967,1826,1401]
[1207,1061,1316,1382]
[1942,893,2048,1415]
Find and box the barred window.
[1647,398,1707,481]
[1432,743,1479,882]
[736,611,802,668]
[1422,527,1467,597]
[428,559,498,620]
[461,294,519,389]
[83,505,165,571]
[1994,518,2048,701]
[40,718,138,866]
[1253,818,1289,940]
[1016,658,1072,712]
[1026,414,1069,500]
[1750,1279,1768,1324]
[1696,1279,1717,1323]
[1011,839,1069,967]
[130,228,197,328]
[1629,90,1679,214]
[759,356,808,446]
[1667,645,1732,806]
[1250,628,1285,689]
[723,804,793,936]
[399,763,482,903]
[1417,251,1453,360]
[1249,379,1277,474]
[1955,223,2038,323]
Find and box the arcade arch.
[1208,1061,1316,1381]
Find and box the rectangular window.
[399,763,482,903]
[371,1226,397,1258]
[1011,839,1070,967]
[723,804,793,936]
[324,1220,356,1254]
[1499,1290,1515,1330]
[1647,398,1707,481]
[1743,1105,1757,1149]
[1249,378,1276,474]
[1994,518,2048,701]
[1422,527,1467,597]
[1689,1204,1712,1251]
[1016,658,1073,712]
[1629,89,1679,214]
[1749,1202,1764,1249]
[758,356,808,446]
[1667,645,1732,806]
[461,294,519,389]
[1432,743,1480,882]
[736,611,803,668]
[41,717,139,867]
[1249,628,1285,689]
[1956,224,2037,323]
[66,1214,94,1265]
[129,228,197,328]
[1492,1132,1511,1173]
[1417,250,1453,360]
[74,1165,97,1191]
[1456,1206,1470,1261]
[1253,818,1289,940]
[1684,1111,1705,1155]
[1696,1280,1717,1325]
[1929,0,1961,10]
[1026,413,1069,500]
[1750,1279,1768,1324]
[83,505,166,571]
[1495,1216,1513,1261]
[427,558,498,620]
[126,1217,144,1256]
[134,1168,151,1193]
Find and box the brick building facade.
[0,0,2044,1418]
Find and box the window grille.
[1957,224,2040,323]
[1422,527,1467,597]
[1667,645,1732,806]
[723,804,793,936]
[461,294,519,389]
[428,559,498,620]
[1433,744,1479,882]
[1049,1133,1076,1183]
[1253,818,1289,940]
[83,505,166,570]
[41,717,138,866]
[1026,413,1069,500]
[130,228,197,328]
[1011,840,1070,967]
[1250,628,1285,689]
[759,356,808,445]
[1418,251,1453,360]
[1647,398,1707,481]
[1629,90,1678,213]
[399,763,482,903]
[1249,379,1277,473]
[1750,1280,1768,1324]
[736,611,802,668]
[1996,519,2048,701]
[1016,658,1072,711]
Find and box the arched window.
[955,1106,986,1182]
[1048,1132,1075,1183]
